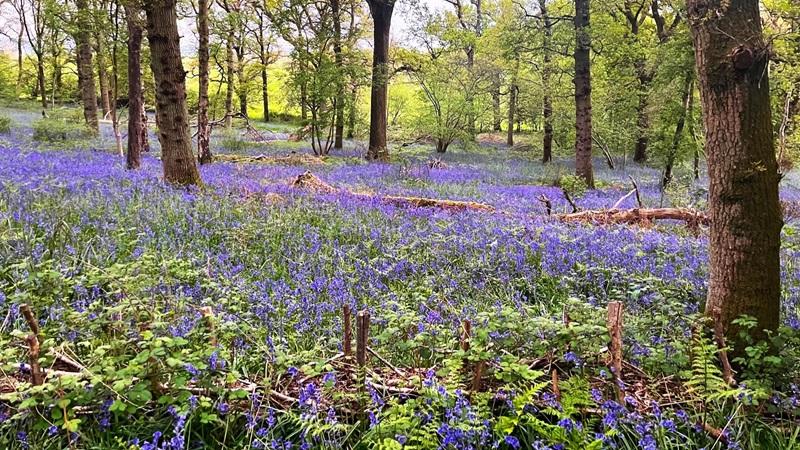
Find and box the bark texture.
[126,4,147,169]
[76,0,99,131]
[197,0,212,164]
[540,0,553,163]
[365,0,394,161]
[573,0,593,188]
[144,0,202,185]
[332,0,345,148]
[688,0,783,344]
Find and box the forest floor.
[1,105,800,449]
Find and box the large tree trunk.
[96,37,112,118]
[688,0,782,344]
[126,4,146,169]
[332,0,345,148]
[574,0,593,188]
[144,0,201,185]
[224,33,235,127]
[365,0,394,161]
[197,0,212,164]
[75,0,99,131]
[540,0,553,163]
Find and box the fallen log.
[558,208,709,226]
[290,171,495,212]
[380,195,495,212]
[216,153,325,166]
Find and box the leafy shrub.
[32,117,92,142]
[558,174,588,198]
[0,115,11,133]
[218,129,254,153]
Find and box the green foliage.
[32,110,92,142]
[558,174,588,198]
[0,115,12,134]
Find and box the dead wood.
[558,208,708,226]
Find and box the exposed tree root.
[290,171,338,193]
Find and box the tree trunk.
[224,33,234,127]
[75,0,99,131]
[332,0,345,148]
[347,84,357,139]
[144,0,201,185]
[662,74,693,188]
[492,80,501,132]
[15,29,23,99]
[574,0,593,188]
[235,43,248,118]
[540,0,553,163]
[688,0,782,345]
[126,4,146,169]
[96,37,112,118]
[36,55,47,111]
[507,82,516,147]
[633,65,651,163]
[197,0,212,164]
[257,13,270,123]
[366,0,394,161]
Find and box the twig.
[20,304,40,336]
[612,189,638,209]
[367,347,404,377]
[562,189,579,213]
[343,305,352,358]
[628,175,643,208]
[537,194,553,215]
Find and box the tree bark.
[365,0,394,161]
[197,0,212,164]
[506,78,516,147]
[96,37,112,118]
[75,0,99,131]
[688,0,783,344]
[235,42,248,118]
[126,4,146,169]
[257,12,270,123]
[540,0,553,163]
[332,0,345,148]
[36,56,47,110]
[574,0,593,188]
[492,79,501,132]
[662,74,693,188]
[144,0,202,185]
[224,33,235,127]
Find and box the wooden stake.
[343,305,352,358]
[356,310,370,368]
[470,360,486,393]
[607,301,624,404]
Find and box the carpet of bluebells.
[2,107,800,449]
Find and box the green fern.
[685,330,740,402]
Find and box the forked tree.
[143,0,202,185]
[687,0,783,345]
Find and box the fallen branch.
[216,153,325,166]
[558,208,708,226]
